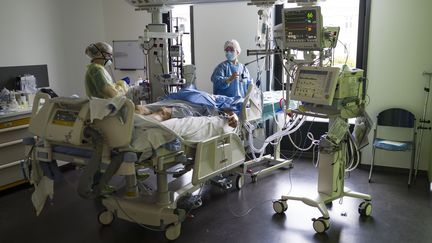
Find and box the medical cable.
[286,116,318,151]
[141,39,156,52]
[288,132,319,151]
[227,198,275,218]
[312,143,319,167]
[246,115,306,160]
[184,183,206,216]
[269,97,287,129]
[254,54,265,87]
[270,74,289,127]
[338,39,350,65]
[287,117,320,164]
[345,134,361,172]
[225,167,295,218]
[155,54,165,74]
[22,143,37,180]
[346,134,355,171]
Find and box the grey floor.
[1,158,431,243]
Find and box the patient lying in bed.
[135,87,242,128]
[137,106,238,128]
[129,87,243,161]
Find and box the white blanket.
[130,115,235,161]
[89,96,126,122]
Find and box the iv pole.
[414,71,432,178]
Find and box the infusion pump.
[291,66,366,116]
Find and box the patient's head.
[154,107,172,121]
[135,105,152,115]
[139,106,172,122]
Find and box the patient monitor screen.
[283,6,323,50]
[291,66,340,106]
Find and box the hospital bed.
[25,84,283,240]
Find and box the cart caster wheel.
[358,201,372,216]
[235,175,245,190]
[98,210,114,226]
[312,217,330,233]
[272,200,288,214]
[251,175,257,183]
[165,223,181,241]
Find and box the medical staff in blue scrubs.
[211,40,251,98]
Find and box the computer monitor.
[283,6,323,50]
[291,66,340,105]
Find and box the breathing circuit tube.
[246,114,309,161]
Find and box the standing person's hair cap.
[85,42,113,59]
[224,39,241,54]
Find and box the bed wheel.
[312,217,330,233]
[98,210,114,226]
[358,201,372,217]
[165,223,181,241]
[272,200,288,214]
[235,175,245,190]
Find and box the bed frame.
[26,90,252,240]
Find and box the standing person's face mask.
[104,58,113,66]
[225,51,237,61]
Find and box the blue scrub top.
[211,60,251,97]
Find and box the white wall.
[0,0,64,93]
[193,2,264,93]
[59,0,106,97]
[0,0,105,97]
[102,0,152,84]
[365,0,432,171]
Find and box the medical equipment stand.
[243,120,293,183]
[414,72,432,179]
[272,115,372,233]
[244,19,293,182]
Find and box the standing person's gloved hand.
[226,72,239,84]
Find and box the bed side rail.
[192,133,245,185]
[92,99,135,148]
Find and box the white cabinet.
[0,112,31,190]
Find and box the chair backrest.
[374,108,416,142]
[377,108,415,128]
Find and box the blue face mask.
[225,51,237,61]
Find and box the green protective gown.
[85,63,115,99]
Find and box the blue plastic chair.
[368,108,416,186]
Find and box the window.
[320,0,360,67]
[171,5,192,65]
